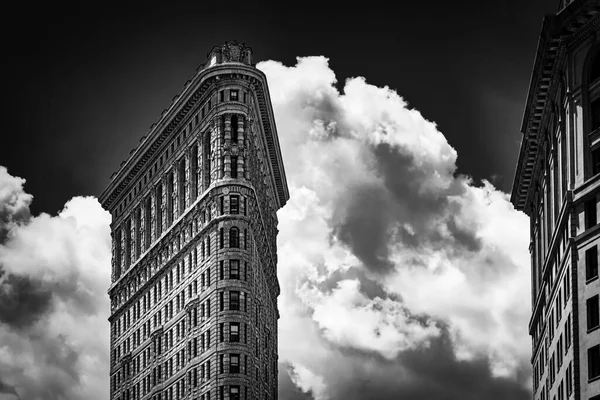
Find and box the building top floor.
[99,41,289,214]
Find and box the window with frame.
[230,322,240,342]
[231,156,238,179]
[230,260,240,279]
[230,291,240,311]
[586,200,597,229]
[587,294,599,331]
[229,354,240,373]
[230,227,240,248]
[230,90,239,102]
[230,195,239,214]
[230,385,240,400]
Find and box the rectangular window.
[230,354,240,373]
[231,156,238,179]
[230,322,240,342]
[230,90,239,101]
[220,196,224,215]
[588,344,600,380]
[219,354,224,374]
[219,91,224,102]
[230,260,240,279]
[230,291,240,311]
[220,260,224,280]
[219,292,224,311]
[588,245,599,281]
[588,295,600,331]
[220,323,224,343]
[230,196,239,214]
[586,199,597,229]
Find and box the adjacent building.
[100,42,289,400]
[511,1,600,399]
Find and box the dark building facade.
[511,1,600,399]
[99,42,289,400]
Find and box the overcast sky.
[0,1,557,399]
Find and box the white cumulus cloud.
[257,56,531,399]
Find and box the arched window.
[229,227,240,248]
[231,115,239,142]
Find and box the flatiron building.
[100,42,289,400]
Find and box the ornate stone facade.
[511,1,600,399]
[100,42,289,400]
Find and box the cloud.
[257,56,531,399]
[0,167,32,241]
[287,362,328,400]
[0,167,110,400]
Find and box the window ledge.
[587,275,599,284]
[588,325,600,334]
[589,375,600,384]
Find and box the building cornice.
[511,0,600,213]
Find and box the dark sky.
[0,0,556,215]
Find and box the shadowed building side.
[100,41,289,400]
[511,1,600,399]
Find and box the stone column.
[140,203,145,252]
[160,178,167,234]
[150,191,156,241]
[237,155,244,179]
[184,151,190,209]
[120,225,126,273]
[214,118,223,180]
[111,230,117,280]
[172,163,179,219]
[238,116,245,146]
[224,114,232,145]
